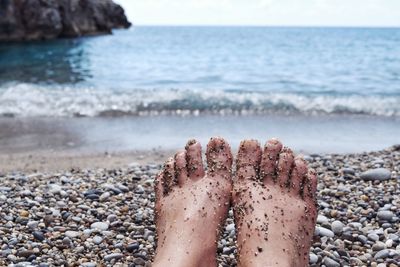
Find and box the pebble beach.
[0,146,399,267]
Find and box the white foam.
[0,83,399,117]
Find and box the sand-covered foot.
[153,137,233,267]
[232,139,318,267]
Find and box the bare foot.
[232,139,318,267]
[152,137,233,267]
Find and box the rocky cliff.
[0,0,131,42]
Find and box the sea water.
[0,27,399,152]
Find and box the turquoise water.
[0,26,399,117]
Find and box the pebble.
[316,227,334,238]
[27,221,38,229]
[368,233,379,241]
[93,235,103,244]
[65,231,81,238]
[90,222,109,231]
[226,223,235,232]
[32,231,45,241]
[309,253,318,264]
[331,221,344,234]
[377,210,394,221]
[126,242,139,252]
[360,168,391,181]
[323,257,340,267]
[99,192,111,202]
[317,215,329,224]
[374,249,390,259]
[104,253,123,261]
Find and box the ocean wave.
[0,83,399,117]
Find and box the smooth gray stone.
[323,257,340,267]
[331,221,344,234]
[93,235,103,245]
[377,210,394,221]
[316,227,334,238]
[368,233,379,241]
[90,222,109,231]
[104,253,123,261]
[360,168,391,181]
[317,215,329,224]
[65,231,81,238]
[309,253,318,264]
[374,249,390,259]
[342,168,355,175]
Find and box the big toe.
[206,137,233,180]
[236,139,262,181]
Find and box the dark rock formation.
[0,0,131,42]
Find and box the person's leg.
[153,137,233,267]
[232,139,318,267]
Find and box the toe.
[155,171,164,202]
[303,168,318,200]
[175,151,189,186]
[260,138,283,183]
[290,156,308,195]
[236,140,262,181]
[162,157,175,195]
[276,147,295,188]
[185,139,205,181]
[206,137,233,180]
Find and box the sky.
[114,0,400,27]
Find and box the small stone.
[133,258,146,265]
[126,242,139,252]
[48,184,62,194]
[226,223,235,232]
[65,231,81,238]
[368,233,379,241]
[20,210,29,217]
[374,249,390,259]
[331,221,344,234]
[107,214,118,222]
[91,222,109,231]
[104,253,123,261]
[99,192,110,202]
[385,239,393,248]
[27,221,39,229]
[372,241,386,251]
[135,185,144,194]
[377,211,394,221]
[17,250,35,258]
[309,253,318,264]
[317,215,329,224]
[33,231,45,242]
[360,168,391,181]
[316,227,334,238]
[93,235,103,244]
[323,257,340,267]
[342,167,355,175]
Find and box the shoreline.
[1,143,399,174]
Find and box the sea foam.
[0,83,399,117]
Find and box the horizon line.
[129,24,400,28]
